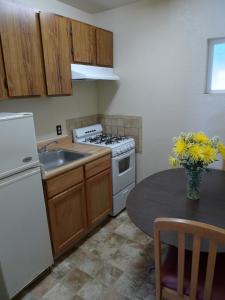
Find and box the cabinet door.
[0,37,7,99]
[72,21,96,65]
[48,183,87,256]
[96,28,113,67]
[0,1,45,97]
[86,169,112,229]
[40,13,72,96]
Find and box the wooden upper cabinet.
[40,13,72,96]
[0,37,7,99]
[0,1,45,97]
[96,28,113,67]
[72,21,96,65]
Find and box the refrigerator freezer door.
[0,168,53,298]
[0,264,10,300]
[0,114,39,179]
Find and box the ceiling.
[58,0,139,13]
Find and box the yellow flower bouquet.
[169,132,225,199]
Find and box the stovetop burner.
[84,134,129,145]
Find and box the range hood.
[71,64,120,81]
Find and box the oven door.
[112,149,135,195]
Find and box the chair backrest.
[154,218,225,300]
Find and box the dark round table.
[127,168,225,252]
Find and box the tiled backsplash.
[66,114,142,153]
[99,115,142,153]
[66,114,99,133]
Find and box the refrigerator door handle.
[0,167,41,188]
[22,156,33,163]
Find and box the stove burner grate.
[84,134,129,145]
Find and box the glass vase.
[185,169,203,200]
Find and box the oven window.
[119,157,130,173]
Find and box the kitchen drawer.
[85,155,111,179]
[45,167,84,198]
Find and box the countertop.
[38,136,111,180]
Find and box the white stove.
[73,124,135,157]
[73,124,136,216]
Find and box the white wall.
[0,82,98,141]
[95,0,225,181]
[0,0,98,141]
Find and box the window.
[206,38,225,93]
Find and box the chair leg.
[155,282,161,300]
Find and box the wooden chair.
[154,218,225,300]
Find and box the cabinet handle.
[67,26,73,36]
[4,79,8,89]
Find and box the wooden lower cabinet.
[0,38,7,99]
[45,160,112,258]
[86,168,112,229]
[48,182,87,256]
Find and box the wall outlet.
[56,125,62,135]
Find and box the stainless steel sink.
[38,148,89,171]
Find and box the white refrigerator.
[0,113,53,298]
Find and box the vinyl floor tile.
[76,279,106,300]
[19,211,156,300]
[41,283,76,300]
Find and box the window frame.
[206,37,225,94]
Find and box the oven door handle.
[114,149,135,161]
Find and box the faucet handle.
[39,140,58,153]
[51,140,58,146]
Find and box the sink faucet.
[39,140,58,153]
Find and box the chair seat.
[161,246,225,300]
